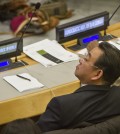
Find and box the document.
[108,38,120,50]
[23,39,79,67]
[3,73,44,92]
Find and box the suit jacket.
[37,85,120,132]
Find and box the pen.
[16,74,31,81]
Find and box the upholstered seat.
[42,116,120,134]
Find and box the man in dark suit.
[37,41,120,132]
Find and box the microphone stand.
[15,3,41,62]
[104,3,120,36]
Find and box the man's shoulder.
[50,86,120,105]
[52,85,120,103]
[53,87,87,103]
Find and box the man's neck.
[82,80,107,86]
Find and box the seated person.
[1,115,120,134]
[0,118,41,134]
[37,41,120,132]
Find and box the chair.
[42,115,120,134]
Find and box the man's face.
[75,46,103,84]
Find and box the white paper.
[108,38,120,50]
[23,39,79,67]
[3,73,44,92]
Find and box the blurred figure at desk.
[37,41,120,132]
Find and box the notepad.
[3,73,44,92]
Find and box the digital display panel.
[0,60,9,68]
[56,11,109,43]
[64,17,104,37]
[82,34,100,44]
[0,43,17,55]
[0,37,23,60]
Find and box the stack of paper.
[23,39,79,67]
[108,38,120,50]
[3,73,44,92]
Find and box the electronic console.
[0,37,25,72]
[56,11,109,50]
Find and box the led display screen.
[56,11,109,43]
[0,60,9,68]
[82,34,100,44]
[0,37,23,60]
[64,17,104,37]
[0,43,17,55]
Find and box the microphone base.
[102,34,117,41]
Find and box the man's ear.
[91,69,103,80]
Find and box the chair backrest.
[42,115,120,134]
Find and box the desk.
[0,56,80,125]
[0,22,120,125]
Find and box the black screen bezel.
[56,11,109,43]
[0,37,23,60]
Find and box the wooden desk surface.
[0,22,120,125]
[0,56,80,125]
[0,80,80,125]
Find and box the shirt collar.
[75,84,111,93]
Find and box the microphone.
[15,2,41,62]
[35,2,41,10]
[109,4,120,23]
[104,3,120,36]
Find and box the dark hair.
[0,118,41,134]
[94,41,120,85]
